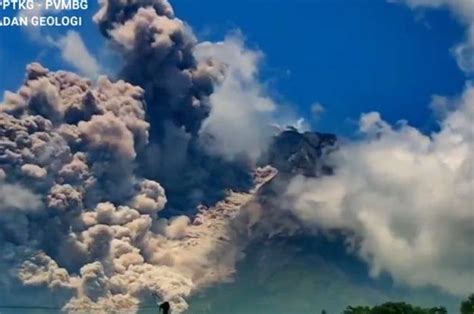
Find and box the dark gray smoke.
[93,0,255,211]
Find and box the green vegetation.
[342,294,474,314]
[461,294,474,314]
[343,302,446,314]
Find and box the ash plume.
[93,0,261,211]
[0,61,278,312]
[1,0,289,309]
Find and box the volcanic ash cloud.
[95,0,224,136]
[0,63,277,312]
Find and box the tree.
[343,302,447,314]
[461,294,474,314]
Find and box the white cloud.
[18,3,100,79]
[284,84,474,296]
[397,0,474,73]
[58,31,100,78]
[195,34,279,162]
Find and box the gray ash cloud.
[0,61,277,312]
[93,0,256,211]
[0,0,288,310]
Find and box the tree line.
[339,294,474,314]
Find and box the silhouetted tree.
[343,302,447,314]
[461,294,474,314]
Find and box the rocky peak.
[264,127,337,177]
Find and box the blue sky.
[0,0,466,136]
[172,0,467,135]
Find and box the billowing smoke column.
[0,0,280,311]
[0,63,159,309]
[94,0,221,135]
[93,0,255,210]
[0,62,277,312]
